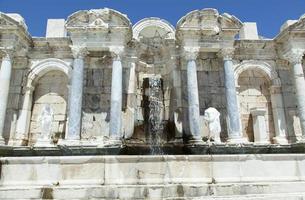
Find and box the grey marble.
[109,59,123,140]
[223,59,242,139]
[67,57,84,140]
[187,60,201,140]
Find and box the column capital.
[109,46,125,61]
[0,48,14,61]
[70,45,88,59]
[183,47,200,61]
[219,48,235,60]
[283,49,304,65]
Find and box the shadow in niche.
[237,69,274,143]
[246,115,254,142]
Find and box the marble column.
[109,53,123,141]
[66,46,87,143]
[185,51,201,141]
[284,49,305,141]
[221,49,244,143]
[0,51,13,145]
[14,83,34,145]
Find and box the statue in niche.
[38,104,54,141]
[203,107,221,143]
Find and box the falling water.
[148,77,164,155]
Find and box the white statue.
[203,107,221,143]
[39,104,53,141]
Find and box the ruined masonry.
[1,8,305,199]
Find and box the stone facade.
[1,8,304,146]
[1,8,305,199]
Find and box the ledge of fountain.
[0,143,303,156]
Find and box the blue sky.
[0,0,304,38]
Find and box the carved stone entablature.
[0,12,32,54]
[282,49,305,65]
[65,8,132,50]
[176,8,242,42]
[276,14,305,53]
[280,14,305,33]
[0,12,28,32]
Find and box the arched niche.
[234,60,287,144]
[15,58,72,146]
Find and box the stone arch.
[234,60,281,87]
[234,60,287,144]
[133,17,175,40]
[27,58,72,86]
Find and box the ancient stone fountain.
[1,8,305,199]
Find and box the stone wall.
[1,154,305,199]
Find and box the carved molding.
[283,49,305,65]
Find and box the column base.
[0,138,5,146]
[188,137,204,145]
[273,136,288,145]
[227,137,248,144]
[168,138,183,144]
[9,138,28,146]
[34,139,55,147]
[296,136,305,144]
[253,141,270,145]
[103,139,122,147]
[57,139,81,146]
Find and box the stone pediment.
[66,8,131,30]
[286,15,305,31]
[176,8,242,36]
[0,12,28,30]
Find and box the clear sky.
[0,0,304,38]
